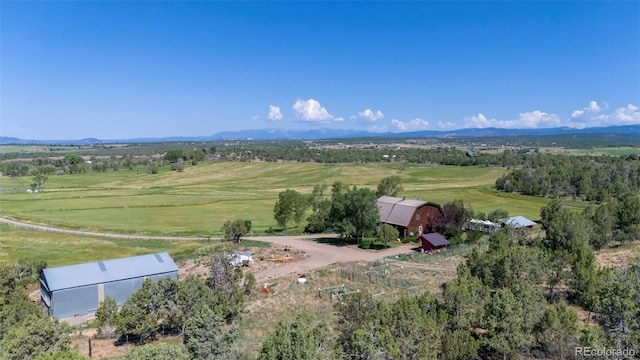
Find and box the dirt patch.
[178,245,308,280]
[71,329,128,359]
[70,330,183,359]
[237,255,462,355]
[596,242,640,268]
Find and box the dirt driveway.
[0,216,421,282]
[243,235,419,282]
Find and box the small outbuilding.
[502,216,537,230]
[40,252,178,319]
[420,233,450,252]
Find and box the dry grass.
[595,242,640,268]
[235,255,463,357]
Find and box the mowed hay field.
[0,161,581,236]
[0,223,215,267]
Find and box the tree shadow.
[368,243,390,250]
[312,237,358,247]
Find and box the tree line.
[496,154,640,200]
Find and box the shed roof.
[420,233,450,247]
[41,252,178,292]
[377,196,440,227]
[504,216,537,228]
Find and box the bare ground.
[595,242,640,268]
[179,234,421,283]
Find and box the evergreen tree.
[184,306,239,360]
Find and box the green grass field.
[0,223,216,267]
[0,162,580,235]
[570,146,640,156]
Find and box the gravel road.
[0,216,421,282]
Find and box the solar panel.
[154,253,165,263]
[98,262,107,272]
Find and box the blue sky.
[2,1,639,139]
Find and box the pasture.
[0,161,583,236]
[0,223,213,267]
[569,146,640,156]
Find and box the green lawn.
[0,162,578,236]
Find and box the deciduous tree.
[376,175,403,197]
[273,189,308,229]
[377,223,398,248]
[329,186,379,242]
[221,219,250,244]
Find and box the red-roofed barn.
[377,196,444,238]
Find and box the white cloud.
[251,115,260,121]
[465,110,561,129]
[391,118,430,131]
[571,101,602,119]
[569,101,639,127]
[358,109,384,122]
[436,121,457,130]
[292,98,334,122]
[335,117,345,122]
[268,105,283,120]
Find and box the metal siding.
[40,286,51,308]
[47,271,179,319]
[378,196,435,228]
[52,285,99,318]
[42,252,178,292]
[422,233,449,247]
[506,216,536,228]
[104,278,145,306]
[149,272,178,282]
[386,204,416,227]
[102,273,175,307]
[377,202,395,222]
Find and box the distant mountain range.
[2,124,640,145]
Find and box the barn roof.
[504,216,537,228]
[377,196,439,227]
[421,233,450,247]
[41,252,178,292]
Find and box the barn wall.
[408,205,443,234]
[52,285,99,318]
[49,271,178,319]
[104,272,177,306]
[104,277,146,306]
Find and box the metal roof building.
[503,216,537,229]
[419,233,450,252]
[40,252,178,319]
[377,196,444,238]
